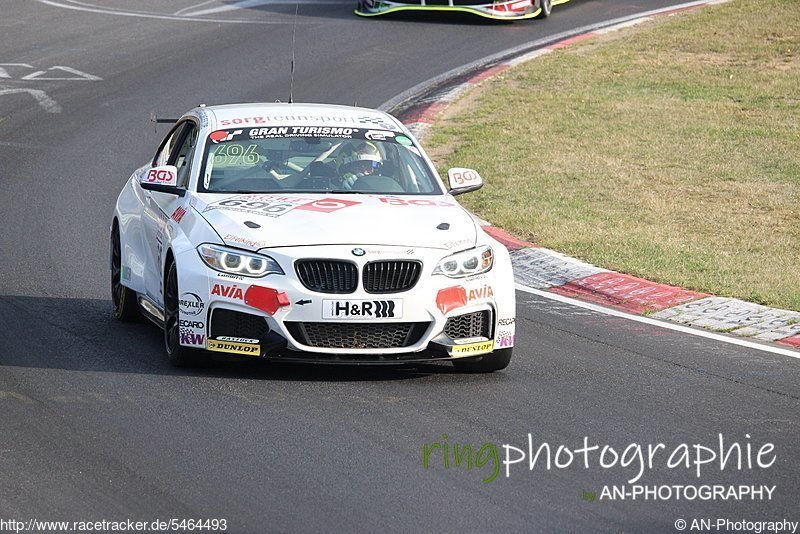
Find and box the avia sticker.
[468,285,494,301]
[212,283,244,300]
[171,206,187,223]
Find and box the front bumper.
[176,244,516,363]
[354,0,561,20]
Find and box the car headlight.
[433,246,493,278]
[197,244,284,278]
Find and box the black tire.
[164,261,201,367]
[452,348,513,373]
[111,223,141,321]
[536,0,551,18]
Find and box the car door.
[141,120,198,305]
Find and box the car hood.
[191,193,478,251]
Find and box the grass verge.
[426,0,800,311]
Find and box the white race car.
[355,0,570,20]
[111,103,516,371]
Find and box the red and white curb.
[390,0,800,352]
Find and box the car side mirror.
[139,165,185,196]
[447,168,483,195]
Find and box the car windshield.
[198,126,444,195]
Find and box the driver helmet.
[337,141,382,183]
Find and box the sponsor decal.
[179,319,204,329]
[249,126,357,139]
[198,108,209,128]
[212,283,244,300]
[207,339,261,356]
[362,248,414,256]
[217,115,399,131]
[496,331,515,348]
[171,206,187,223]
[145,168,177,186]
[179,332,205,346]
[223,233,271,250]
[453,336,486,344]
[322,299,403,320]
[179,292,205,316]
[365,130,395,141]
[356,115,397,130]
[209,129,242,143]
[295,197,361,213]
[395,135,412,146]
[204,195,360,218]
[450,340,494,358]
[121,265,131,281]
[212,143,260,166]
[443,239,473,250]
[249,126,288,137]
[378,197,455,207]
[468,285,494,301]
[436,286,467,315]
[448,168,481,190]
[216,336,259,344]
[244,286,290,315]
[218,273,244,281]
[498,318,515,326]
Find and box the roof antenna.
[288,3,298,104]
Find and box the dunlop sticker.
[207,339,261,356]
[449,340,494,358]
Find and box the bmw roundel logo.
[352,248,366,257]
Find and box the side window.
[174,126,198,188]
[153,123,186,167]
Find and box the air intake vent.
[363,260,422,294]
[443,310,492,340]
[210,309,270,340]
[285,322,429,349]
[295,260,358,294]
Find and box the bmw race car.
[111,103,516,371]
[355,0,569,20]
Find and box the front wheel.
[452,348,512,373]
[111,224,140,321]
[164,261,201,367]
[536,0,551,18]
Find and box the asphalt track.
[0,1,798,531]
